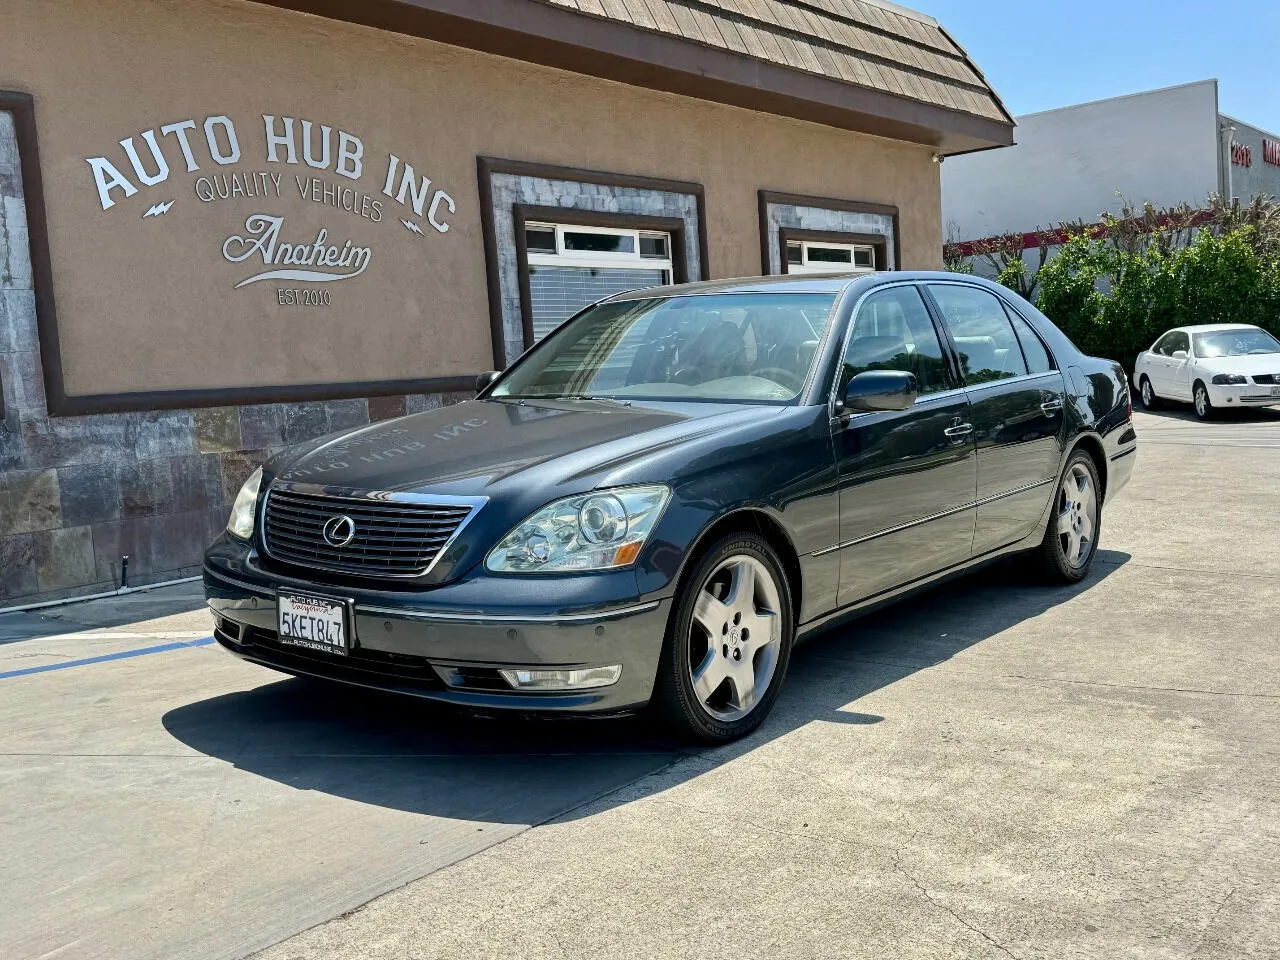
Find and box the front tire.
[1035,450,1102,584]
[1139,376,1160,410]
[651,533,794,743]
[1193,381,1215,420]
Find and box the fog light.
[499,665,623,690]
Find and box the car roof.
[606,271,1006,302]
[1170,323,1262,334]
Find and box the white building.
[942,79,1280,249]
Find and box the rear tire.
[1139,376,1160,410]
[1035,449,1102,584]
[651,533,794,743]
[1193,381,1215,420]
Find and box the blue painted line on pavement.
[0,636,216,680]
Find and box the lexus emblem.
[321,515,356,548]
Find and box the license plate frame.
[277,592,352,657]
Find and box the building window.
[479,159,707,366]
[759,191,899,276]
[522,222,675,343]
[784,239,877,275]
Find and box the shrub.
[1035,225,1280,375]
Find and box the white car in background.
[1134,323,1280,419]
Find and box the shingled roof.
[256,0,1015,153]
[546,0,1010,126]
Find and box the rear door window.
[926,285,1029,385]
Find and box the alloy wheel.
[687,554,782,722]
[1195,386,1208,418]
[1056,462,1097,568]
[1141,379,1154,407]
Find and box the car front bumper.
[203,536,670,714]
[1207,382,1280,408]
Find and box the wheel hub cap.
[1056,463,1098,569]
[688,555,782,722]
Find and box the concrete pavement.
[1,407,1278,959]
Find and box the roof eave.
[248,0,1016,154]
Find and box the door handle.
[1040,398,1064,416]
[943,422,973,440]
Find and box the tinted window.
[1152,333,1176,356]
[841,286,951,396]
[638,234,669,259]
[808,246,852,264]
[928,285,1028,385]
[563,231,634,253]
[1168,331,1190,355]
[1005,307,1054,373]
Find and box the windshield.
[492,292,839,403]
[1194,328,1280,358]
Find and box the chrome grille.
[263,486,480,577]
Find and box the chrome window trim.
[262,483,488,579]
[957,369,1067,393]
[812,476,1055,557]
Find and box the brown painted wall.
[0,0,941,401]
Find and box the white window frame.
[785,239,877,275]
[525,222,673,280]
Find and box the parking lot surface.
[2,407,1278,960]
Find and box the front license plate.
[277,593,349,656]
[1270,385,1280,397]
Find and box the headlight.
[1211,374,1248,385]
[486,485,670,573]
[226,467,263,540]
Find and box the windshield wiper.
[558,395,633,406]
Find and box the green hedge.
[1035,227,1280,375]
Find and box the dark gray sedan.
[205,272,1136,742]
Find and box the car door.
[832,284,977,607]
[925,283,1067,555]
[1164,330,1193,400]
[1146,332,1178,396]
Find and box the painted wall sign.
[84,114,456,299]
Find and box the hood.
[273,398,779,496]
[1198,353,1280,375]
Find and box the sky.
[918,0,1280,133]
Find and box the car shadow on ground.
[1137,403,1280,423]
[162,552,1129,825]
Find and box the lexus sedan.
[205,272,1136,742]
[1135,323,1280,419]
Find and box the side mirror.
[475,370,500,394]
[1171,350,1189,361]
[843,370,918,413]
